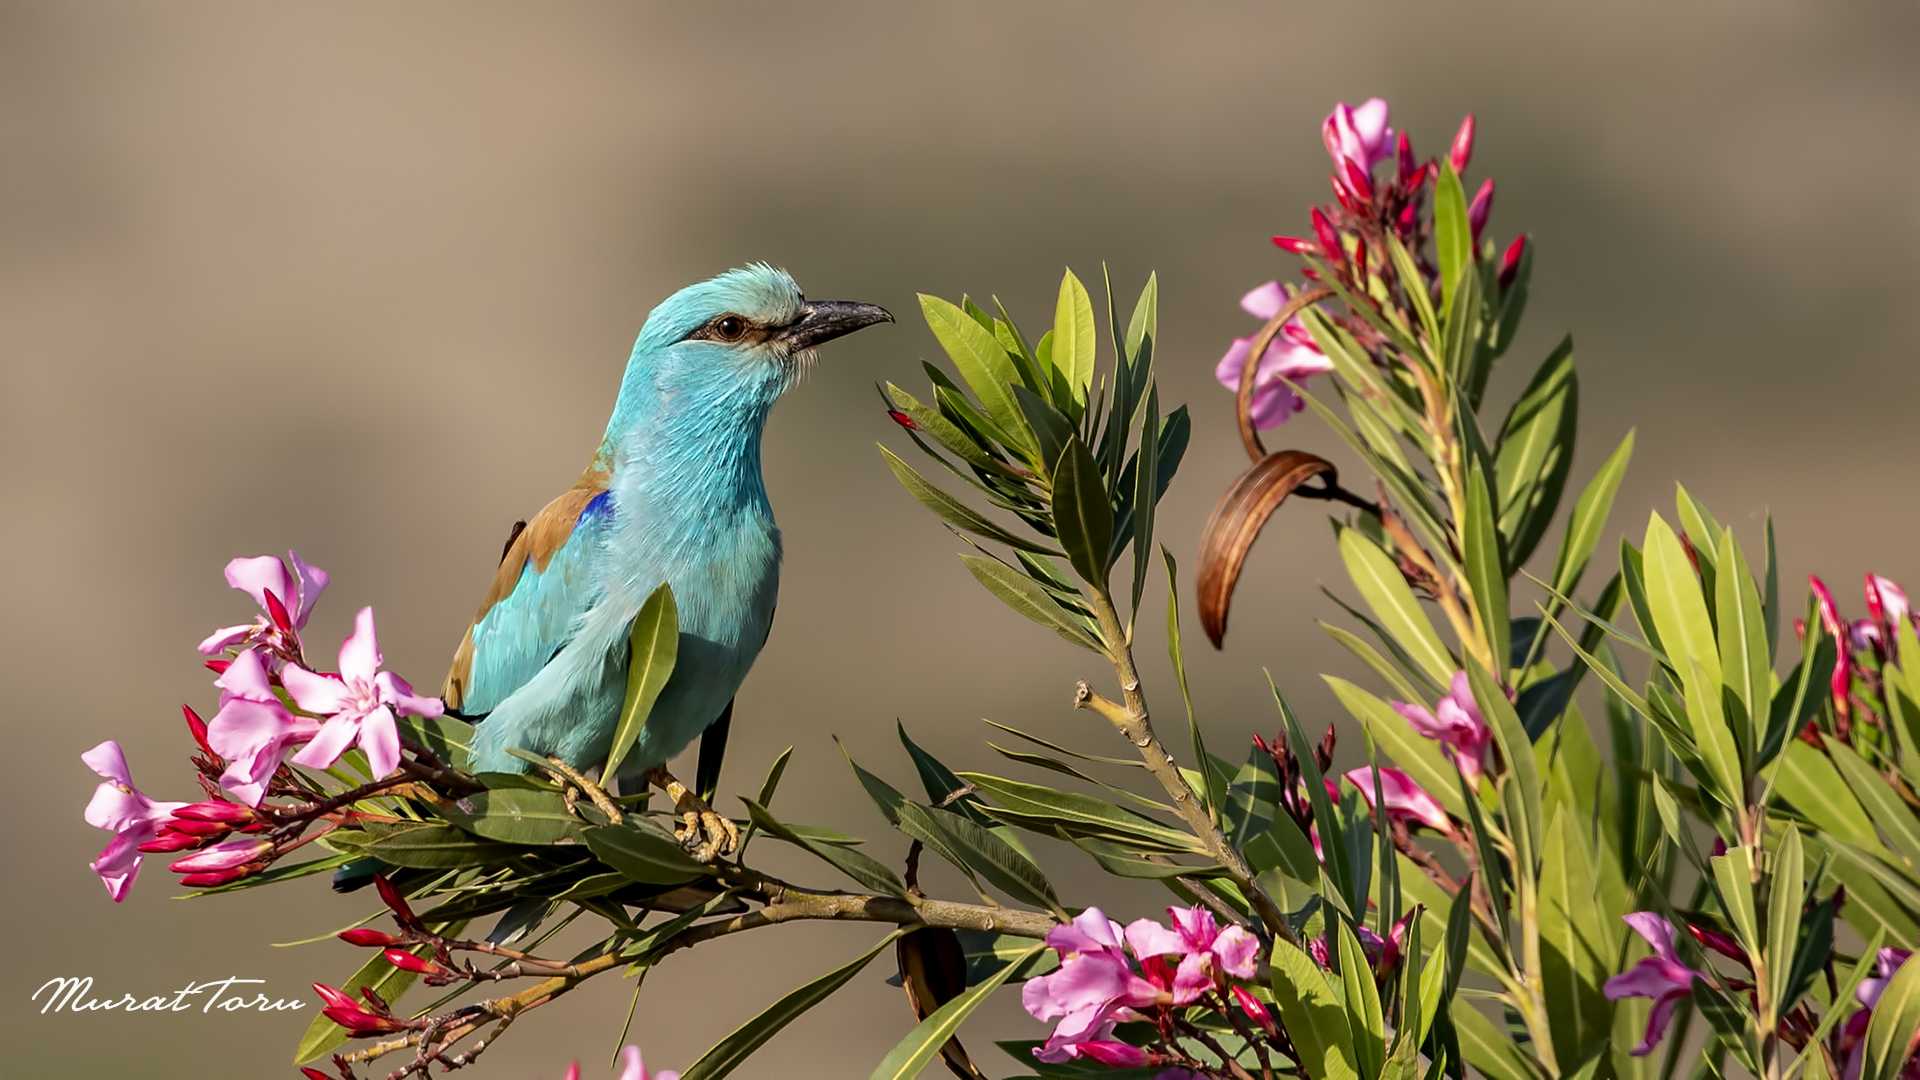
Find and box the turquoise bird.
[441,265,890,859]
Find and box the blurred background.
[4,3,1917,1077]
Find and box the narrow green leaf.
[358,825,518,869]
[882,446,1060,556]
[1470,661,1541,859]
[1164,547,1221,820]
[1643,514,1721,686]
[1538,808,1614,1070]
[1052,269,1097,401]
[869,943,1046,1080]
[1861,952,1920,1080]
[604,583,679,781]
[584,821,707,885]
[1551,429,1634,598]
[1463,459,1510,672]
[741,796,906,897]
[1339,919,1387,1079]
[959,553,1102,652]
[438,789,581,846]
[1767,825,1804,1022]
[1711,847,1761,954]
[958,773,1204,855]
[1051,435,1113,586]
[1434,163,1473,312]
[681,930,907,1080]
[1338,526,1458,686]
[1130,384,1160,616]
[1270,937,1360,1080]
[900,802,1060,913]
[1827,736,1920,864]
[1453,1001,1540,1080]
[1714,527,1770,762]
[1494,339,1578,574]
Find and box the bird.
[440,264,891,860]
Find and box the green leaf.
[438,788,581,846]
[1322,621,1426,705]
[1270,937,1360,1080]
[1338,526,1457,686]
[1551,429,1634,598]
[884,383,1005,476]
[741,796,906,897]
[1163,547,1221,819]
[958,773,1205,855]
[1453,1001,1540,1080]
[868,942,1047,1080]
[1494,339,1578,572]
[295,919,468,1064]
[1767,825,1804,1022]
[1538,807,1616,1067]
[1051,435,1113,587]
[1338,918,1387,1080]
[357,825,518,869]
[1470,661,1541,860]
[1072,835,1226,880]
[583,821,707,885]
[1130,384,1160,616]
[959,554,1102,651]
[1125,274,1158,403]
[1643,514,1720,685]
[1861,953,1920,1080]
[883,446,1060,556]
[680,930,907,1080]
[1773,740,1884,851]
[1463,459,1510,673]
[1827,736,1920,864]
[1434,162,1473,312]
[1011,384,1073,479]
[899,802,1060,912]
[919,294,1030,449]
[1052,269,1097,401]
[604,582,679,781]
[1714,527,1770,762]
[1225,740,1280,850]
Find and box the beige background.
[4,3,1917,1077]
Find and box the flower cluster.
[1806,572,1915,737]
[1217,98,1517,429]
[1021,906,1261,1076]
[78,553,444,901]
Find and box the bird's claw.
[646,767,739,864]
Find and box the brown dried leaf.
[1198,450,1340,648]
[895,927,984,1080]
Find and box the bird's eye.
[714,315,746,341]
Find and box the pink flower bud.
[1449,115,1476,174]
[1467,178,1494,242]
[1231,985,1279,1037]
[203,658,232,675]
[322,1004,404,1036]
[178,866,255,888]
[182,704,216,758]
[1867,574,1911,627]
[1272,236,1318,256]
[374,872,418,925]
[1396,131,1415,180]
[1330,175,1357,213]
[1687,923,1750,966]
[169,837,271,874]
[301,1069,331,1080]
[339,928,404,948]
[174,801,254,824]
[1078,1042,1150,1068]
[263,588,295,634]
[383,948,443,976]
[1396,203,1418,236]
[1499,235,1528,290]
[164,818,231,838]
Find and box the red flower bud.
[170,837,271,874]
[1397,203,1418,236]
[1467,178,1494,242]
[1341,158,1374,203]
[1330,175,1356,213]
[174,801,255,824]
[373,873,417,925]
[1687,923,1750,966]
[322,1005,404,1036]
[886,409,917,430]
[1396,131,1415,180]
[1498,234,1528,290]
[1231,985,1279,1038]
[1310,208,1342,260]
[203,659,232,675]
[1449,114,1476,175]
[178,866,255,888]
[339,928,404,948]
[1404,161,1431,190]
[1078,1042,1150,1068]
[1272,236,1318,256]
[313,983,358,1011]
[163,818,231,838]
[383,948,442,975]
[301,1069,331,1080]
[182,704,214,756]
[137,830,205,853]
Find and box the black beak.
[779,299,893,351]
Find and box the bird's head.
[622,264,892,423]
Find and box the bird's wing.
[443,470,614,716]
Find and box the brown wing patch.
[442,461,609,707]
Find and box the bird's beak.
[778,299,893,351]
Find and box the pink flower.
[1391,672,1494,788]
[197,551,328,660]
[1841,946,1917,1080]
[1344,767,1454,835]
[206,648,320,806]
[1867,574,1911,630]
[1603,913,1707,1056]
[82,741,188,901]
[1125,906,1261,1005]
[1024,908,1161,1063]
[1811,575,1855,717]
[284,607,442,781]
[1213,281,1334,430]
[1322,99,1394,174]
[168,837,271,874]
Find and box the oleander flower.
[284,607,443,782]
[1213,281,1333,429]
[1390,672,1494,788]
[82,740,188,901]
[1603,913,1706,1056]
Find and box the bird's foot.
[645,767,739,864]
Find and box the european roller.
[441,265,890,859]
